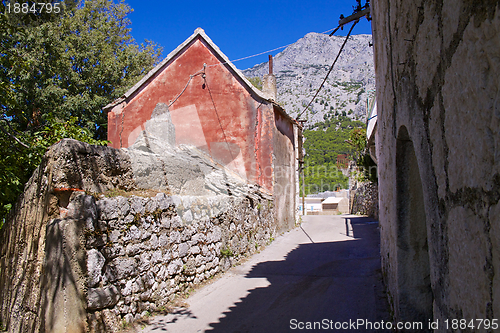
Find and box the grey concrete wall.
[372,0,500,329]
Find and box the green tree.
[301,115,365,194]
[348,128,377,182]
[0,0,163,224]
[247,76,262,90]
[301,162,348,195]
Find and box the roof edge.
[104,28,271,111]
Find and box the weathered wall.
[0,140,134,332]
[107,34,280,193]
[273,106,297,232]
[0,138,278,332]
[372,0,500,328]
[87,190,274,331]
[350,181,379,219]
[106,30,300,232]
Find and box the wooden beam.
[338,7,370,27]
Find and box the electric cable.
[206,26,343,69]
[203,75,237,168]
[169,24,356,107]
[168,66,206,107]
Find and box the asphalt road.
[137,214,391,333]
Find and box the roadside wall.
[87,191,273,331]
[0,139,277,332]
[273,106,297,232]
[350,181,378,219]
[372,0,500,327]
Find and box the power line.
[168,23,359,110]
[296,20,359,120]
[207,26,343,69]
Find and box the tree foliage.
[0,0,163,224]
[303,115,365,166]
[300,115,366,195]
[301,162,348,195]
[348,127,377,183]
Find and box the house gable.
[106,28,284,192]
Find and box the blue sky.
[125,0,373,70]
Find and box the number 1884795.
[5,2,61,14]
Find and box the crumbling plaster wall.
[0,138,278,332]
[272,107,298,232]
[372,0,500,328]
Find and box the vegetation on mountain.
[247,77,262,90]
[243,33,375,123]
[301,115,365,194]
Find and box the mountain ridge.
[243,32,375,125]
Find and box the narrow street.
[138,215,391,332]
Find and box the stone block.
[129,196,146,215]
[190,246,201,255]
[167,259,183,276]
[169,231,181,244]
[96,198,119,220]
[184,259,196,276]
[105,257,137,282]
[87,249,105,288]
[87,285,121,310]
[178,243,190,258]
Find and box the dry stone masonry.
[0,129,280,332]
[350,181,378,219]
[85,191,274,331]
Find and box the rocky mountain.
[243,33,375,125]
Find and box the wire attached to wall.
[296,19,359,121]
[203,74,237,166]
[168,65,206,107]
[166,62,237,168]
[168,24,358,108]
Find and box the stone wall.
[372,0,500,328]
[86,191,274,331]
[350,181,379,219]
[0,138,280,332]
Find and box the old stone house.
[106,28,300,230]
[372,0,500,329]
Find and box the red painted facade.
[106,29,297,195]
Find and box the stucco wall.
[107,36,278,192]
[372,0,500,328]
[273,107,297,232]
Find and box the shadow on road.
[143,308,197,331]
[205,216,391,332]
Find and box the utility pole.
[298,119,307,216]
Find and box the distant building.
[301,197,323,214]
[336,154,350,169]
[298,195,349,215]
[322,197,348,213]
